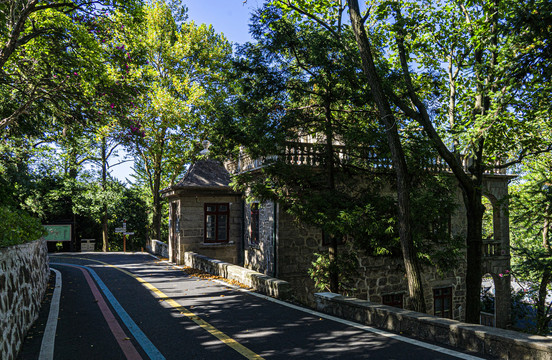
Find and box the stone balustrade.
[226,141,510,176]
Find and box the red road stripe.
[67,264,143,360]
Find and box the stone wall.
[171,194,242,265]
[315,292,552,360]
[276,210,324,305]
[147,239,169,258]
[243,201,276,276]
[239,190,468,319]
[0,239,49,360]
[275,213,467,317]
[183,251,291,300]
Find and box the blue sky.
[111,0,263,183]
[184,0,263,45]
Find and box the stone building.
[161,159,242,265]
[162,147,513,328]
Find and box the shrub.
[0,206,47,248]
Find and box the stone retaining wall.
[0,239,49,360]
[147,239,169,258]
[315,292,552,360]
[183,251,291,300]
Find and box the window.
[382,293,403,309]
[204,203,229,243]
[250,203,260,245]
[433,287,453,318]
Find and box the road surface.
[17,253,489,360]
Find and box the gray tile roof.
[172,159,232,189]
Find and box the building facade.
[162,153,513,327]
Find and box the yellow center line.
[53,256,265,360]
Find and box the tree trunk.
[324,99,339,293]
[151,164,163,241]
[68,142,79,253]
[537,203,552,334]
[464,191,485,323]
[101,138,109,252]
[536,270,552,334]
[329,236,339,293]
[347,0,426,313]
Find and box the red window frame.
[250,203,260,245]
[433,287,453,318]
[204,203,229,243]
[382,293,403,309]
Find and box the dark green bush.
[0,206,47,248]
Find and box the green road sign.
[43,225,72,242]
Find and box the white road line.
[39,268,62,360]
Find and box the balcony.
[226,142,509,176]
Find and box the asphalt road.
[17,253,489,360]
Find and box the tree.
[124,0,232,241]
[262,0,426,312]
[211,3,453,311]
[265,0,552,322]
[0,0,140,131]
[342,0,552,323]
[510,154,552,335]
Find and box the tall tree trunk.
[101,138,109,252]
[536,270,552,334]
[347,0,426,313]
[324,99,339,293]
[151,160,163,241]
[464,189,485,323]
[67,140,79,253]
[537,203,552,334]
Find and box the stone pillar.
[494,273,511,328]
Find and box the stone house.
[161,146,513,328]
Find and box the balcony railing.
[482,240,505,257]
[226,142,509,176]
[480,311,495,327]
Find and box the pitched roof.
[171,159,232,189]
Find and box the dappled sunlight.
[49,253,471,360]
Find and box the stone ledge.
[315,292,552,360]
[183,252,291,300]
[147,239,168,258]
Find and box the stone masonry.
[243,201,276,276]
[0,239,49,360]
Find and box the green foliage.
[410,173,463,272]
[117,0,232,239]
[220,2,461,275]
[510,154,552,334]
[0,0,142,135]
[308,251,358,295]
[0,206,47,248]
